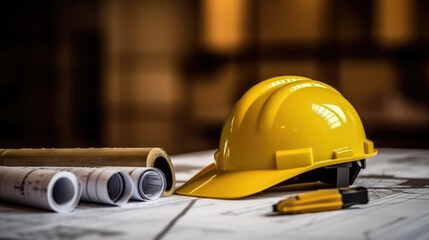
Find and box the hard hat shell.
[175,76,377,199]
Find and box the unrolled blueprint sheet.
[0,148,429,240]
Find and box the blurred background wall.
[1,0,428,154]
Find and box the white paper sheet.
[0,148,428,240]
[0,167,81,213]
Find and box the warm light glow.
[202,0,248,53]
[375,0,415,46]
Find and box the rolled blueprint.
[103,167,166,201]
[38,167,133,206]
[0,148,175,196]
[0,167,81,213]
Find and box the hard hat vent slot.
[276,148,313,170]
[363,140,374,154]
[333,146,354,159]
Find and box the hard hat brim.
[175,162,310,199]
[175,150,377,199]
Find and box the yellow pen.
[273,187,368,214]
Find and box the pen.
[273,187,369,214]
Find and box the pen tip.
[272,204,278,212]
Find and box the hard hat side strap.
[326,163,352,188]
[270,160,364,189]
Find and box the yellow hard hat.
[175,76,377,199]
